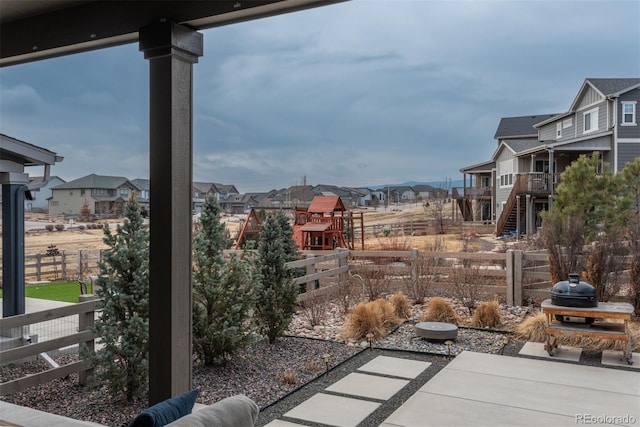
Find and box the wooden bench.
[541,299,634,365]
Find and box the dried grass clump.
[389,292,411,319]
[422,297,459,325]
[373,298,402,329]
[281,370,298,385]
[343,299,401,340]
[472,300,501,328]
[343,302,385,340]
[516,313,547,342]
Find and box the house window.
[50,201,59,207]
[562,118,572,128]
[120,188,129,197]
[499,160,514,188]
[556,123,562,139]
[622,101,637,125]
[583,108,598,133]
[81,189,85,196]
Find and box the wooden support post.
[505,250,514,306]
[78,294,97,386]
[513,250,523,306]
[61,251,67,281]
[139,21,202,405]
[35,253,41,282]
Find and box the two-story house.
[458,78,640,237]
[48,173,139,217]
[26,175,66,212]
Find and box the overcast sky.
[1,0,639,193]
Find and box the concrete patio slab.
[263,420,307,427]
[453,350,639,395]
[282,393,380,427]
[325,372,409,400]
[380,391,577,427]
[381,351,640,427]
[518,341,582,362]
[357,355,430,379]
[601,350,640,369]
[0,401,102,426]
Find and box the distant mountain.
[371,180,463,190]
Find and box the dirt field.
[7,204,500,255]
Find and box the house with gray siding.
[457,78,639,237]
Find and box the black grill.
[551,274,597,324]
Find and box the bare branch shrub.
[375,229,412,263]
[583,234,626,302]
[422,297,459,324]
[281,370,298,385]
[448,264,491,315]
[300,292,329,327]
[354,266,391,301]
[540,215,585,283]
[403,238,445,304]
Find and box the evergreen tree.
[552,152,624,242]
[254,213,299,344]
[192,196,255,365]
[86,196,149,402]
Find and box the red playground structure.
[234,195,364,251]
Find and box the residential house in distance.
[130,178,150,215]
[48,173,139,217]
[25,176,66,212]
[457,77,640,237]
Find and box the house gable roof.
[586,78,640,97]
[493,115,557,140]
[535,78,640,128]
[52,173,131,190]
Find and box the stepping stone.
[283,393,380,427]
[601,350,640,369]
[326,372,409,400]
[415,322,458,341]
[518,341,581,362]
[358,355,431,379]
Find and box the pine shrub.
[422,297,459,324]
[192,196,256,366]
[84,196,149,402]
[254,213,299,344]
[472,300,501,328]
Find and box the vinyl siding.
[618,88,640,139]
[618,143,640,171]
[577,100,608,136]
[540,115,578,142]
[494,149,516,219]
[576,86,603,110]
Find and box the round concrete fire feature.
[415,321,458,341]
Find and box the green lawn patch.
[0,281,91,303]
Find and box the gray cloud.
[1,0,638,192]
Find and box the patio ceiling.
[0,0,344,67]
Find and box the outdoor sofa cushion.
[128,389,199,427]
[166,394,259,427]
